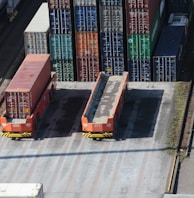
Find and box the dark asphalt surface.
[0,0,44,79]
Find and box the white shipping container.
[0,183,44,198]
[24,3,49,55]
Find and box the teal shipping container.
[49,34,73,60]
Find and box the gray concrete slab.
[0,82,177,198]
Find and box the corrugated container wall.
[153,26,185,82]
[74,0,100,81]
[5,54,51,119]
[99,0,125,76]
[125,0,160,81]
[49,9,72,34]
[48,0,75,81]
[24,3,50,55]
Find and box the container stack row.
[126,0,161,81]
[74,0,99,81]
[48,0,75,81]
[99,0,125,76]
[24,3,50,55]
[22,0,193,82]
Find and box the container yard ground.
[0,81,177,198]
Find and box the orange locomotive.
[81,71,128,140]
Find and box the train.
[81,71,128,140]
[0,54,56,139]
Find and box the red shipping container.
[48,0,70,9]
[88,57,99,81]
[138,10,150,34]
[126,9,138,34]
[126,0,159,10]
[76,57,99,81]
[76,57,88,81]
[75,32,99,57]
[125,0,160,34]
[5,54,51,119]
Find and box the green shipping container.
[52,60,74,81]
[138,34,151,59]
[127,34,139,60]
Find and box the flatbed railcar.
[81,71,128,139]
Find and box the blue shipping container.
[128,59,140,81]
[102,57,124,75]
[49,9,72,34]
[128,59,151,81]
[100,32,124,57]
[75,6,97,31]
[153,26,185,81]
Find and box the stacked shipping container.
[24,3,49,55]
[99,0,125,76]
[125,0,160,81]
[74,0,99,81]
[48,0,74,81]
[153,26,185,81]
